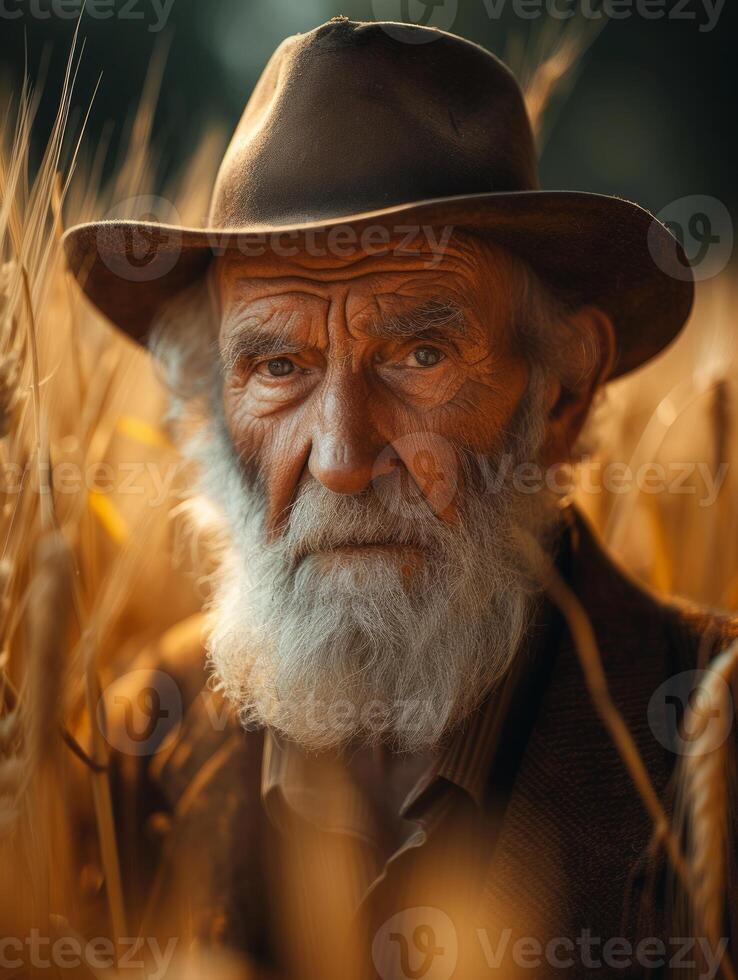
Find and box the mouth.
[296,541,425,564]
[304,542,428,583]
[317,541,420,554]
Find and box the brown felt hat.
[62,17,693,379]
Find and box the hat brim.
[62,190,693,380]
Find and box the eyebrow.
[222,329,307,370]
[370,300,468,341]
[221,305,310,370]
[221,298,469,369]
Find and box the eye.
[407,345,445,368]
[261,357,296,377]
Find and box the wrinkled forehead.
[212,229,524,326]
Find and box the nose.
[308,376,378,495]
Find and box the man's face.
[216,233,532,537]
[203,233,558,751]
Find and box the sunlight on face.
[215,231,530,538]
[196,234,558,750]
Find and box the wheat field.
[1,28,736,980]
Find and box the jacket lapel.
[478,509,677,957]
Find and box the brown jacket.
[106,509,738,978]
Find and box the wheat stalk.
[677,640,738,953]
[23,532,72,768]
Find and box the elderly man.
[64,17,737,980]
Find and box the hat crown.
[209,18,538,228]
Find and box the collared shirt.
[261,650,523,836]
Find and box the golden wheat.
[0,19,735,978]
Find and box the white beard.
[196,372,557,753]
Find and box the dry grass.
[676,641,738,958]
[0,20,736,979]
[0,32,214,966]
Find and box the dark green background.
[0,0,734,219]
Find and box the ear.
[541,305,616,466]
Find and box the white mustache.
[278,481,448,570]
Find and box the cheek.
[372,360,529,521]
[223,385,312,526]
[223,385,263,474]
[424,357,530,452]
[464,377,529,449]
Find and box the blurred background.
[0,0,735,218]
